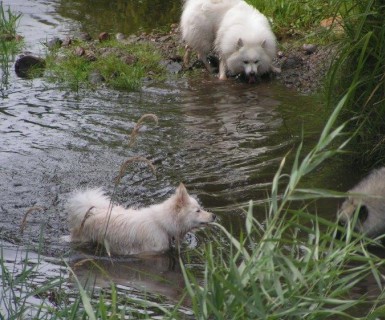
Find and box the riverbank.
[15,21,337,94]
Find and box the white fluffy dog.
[180,0,278,82]
[337,167,385,238]
[67,183,215,255]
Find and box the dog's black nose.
[212,214,217,221]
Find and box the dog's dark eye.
[358,205,369,223]
[254,60,259,64]
[196,209,201,213]
[243,61,249,64]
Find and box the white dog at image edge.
[66,183,216,255]
[181,0,279,82]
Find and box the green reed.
[327,0,385,167]
[0,2,22,94]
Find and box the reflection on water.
[72,253,185,301]
[56,0,181,35]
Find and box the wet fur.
[180,0,278,81]
[337,167,385,238]
[67,183,215,255]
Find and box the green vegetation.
[246,0,345,39]
[0,1,21,40]
[45,39,167,91]
[182,93,385,319]
[0,1,22,94]
[327,0,385,167]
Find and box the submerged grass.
[45,39,166,91]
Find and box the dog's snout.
[212,214,217,221]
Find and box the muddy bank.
[113,23,336,93]
[19,23,334,93]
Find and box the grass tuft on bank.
[0,2,22,95]
[45,39,167,91]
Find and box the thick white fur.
[215,1,278,80]
[67,184,215,255]
[337,167,385,238]
[180,0,278,81]
[180,0,241,72]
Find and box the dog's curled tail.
[66,188,111,231]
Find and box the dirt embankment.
[16,23,335,93]
[141,23,335,93]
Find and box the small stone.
[115,33,126,41]
[46,37,62,49]
[281,55,303,70]
[98,32,110,42]
[121,54,138,65]
[84,50,96,61]
[163,60,182,74]
[62,36,72,46]
[74,47,85,56]
[15,55,45,78]
[277,51,284,58]
[158,35,172,42]
[88,70,105,84]
[78,32,92,42]
[302,44,317,54]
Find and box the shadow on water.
[0,0,373,317]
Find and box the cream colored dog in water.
[337,167,385,238]
[67,183,215,255]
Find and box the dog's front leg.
[183,45,192,67]
[197,52,215,73]
[218,60,228,80]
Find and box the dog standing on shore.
[180,0,279,82]
[67,183,216,255]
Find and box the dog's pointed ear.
[261,39,266,48]
[174,183,190,210]
[237,38,244,50]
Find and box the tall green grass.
[0,1,21,39]
[181,93,385,319]
[0,2,22,95]
[327,0,385,167]
[246,0,347,39]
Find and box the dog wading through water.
[67,183,216,255]
[337,167,385,238]
[180,0,279,82]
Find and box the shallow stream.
[0,0,367,317]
